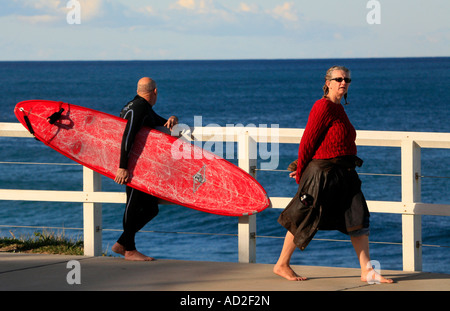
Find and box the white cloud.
[168,0,221,17]
[135,6,155,16]
[17,14,60,24]
[28,0,62,11]
[8,0,65,24]
[238,3,258,13]
[170,0,217,12]
[162,0,306,37]
[76,0,103,21]
[2,0,103,25]
[2,1,301,36]
[270,2,299,22]
[173,0,196,10]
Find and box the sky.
[0,0,449,60]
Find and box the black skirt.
[278,155,370,250]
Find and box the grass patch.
[0,230,84,255]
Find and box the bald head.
[137,77,157,106]
[137,77,156,94]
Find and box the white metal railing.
[1,122,450,271]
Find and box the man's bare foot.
[273,264,307,281]
[112,243,154,261]
[361,269,394,284]
[112,242,125,256]
[124,250,155,261]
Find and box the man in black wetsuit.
[112,77,178,261]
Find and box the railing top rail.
[1,122,450,148]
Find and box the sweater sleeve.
[295,99,334,183]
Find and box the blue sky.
[0,0,449,60]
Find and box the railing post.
[238,130,257,263]
[401,139,422,271]
[83,167,102,256]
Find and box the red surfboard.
[14,100,270,216]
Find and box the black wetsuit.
[117,95,167,251]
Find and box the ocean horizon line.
[0,56,448,63]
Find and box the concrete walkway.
[1,253,449,292]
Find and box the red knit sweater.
[296,98,357,183]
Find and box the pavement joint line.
[0,255,92,275]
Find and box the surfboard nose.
[14,100,31,115]
[14,100,68,139]
[14,100,48,118]
[14,101,35,133]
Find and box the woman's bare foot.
[273,264,307,281]
[361,269,394,284]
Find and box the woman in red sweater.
[273,66,393,283]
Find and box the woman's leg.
[273,231,307,281]
[350,234,393,283]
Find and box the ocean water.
[0,58,449,274]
